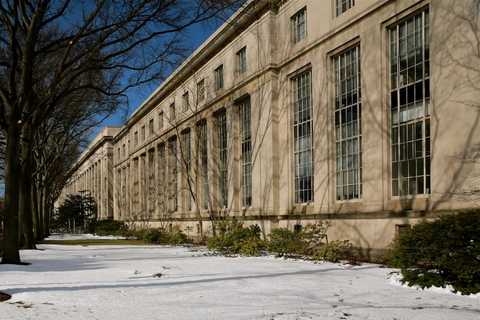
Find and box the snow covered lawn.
[45,233,127,241]
[0,245,479,320]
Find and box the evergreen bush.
[389,211,480,295]
[167,227,190,245]
[207,220,265,256]
[142,229,164,243]
[132,227,190,245]
[267,227,305,256]
[313,240,353,263]
[267,222,353,262]
[301,222,330,255]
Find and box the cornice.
[68,131,117,178]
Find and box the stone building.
[58,0,480,251]
[60,127,120,220]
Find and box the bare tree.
[154,1,287,239]
[0,0,245,264]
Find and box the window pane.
[334,45,362,200]
[216,110,228,208]
[197,121,209,209]
[336,0,355,16]
[237,47,247,74]
[214,65,224,91]
[181,130,191,210]
[239,97,252,207]
[293,70,313,203]
[291,8,306,43]
[168,137,177,212]
[390,9,431,197]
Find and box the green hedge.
[389,211,480,295]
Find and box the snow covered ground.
[0,245,479,320]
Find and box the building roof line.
[69,127,121,177]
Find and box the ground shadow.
[3,265,378,295]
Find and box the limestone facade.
[60,127,120,220]
[58,0,480,250]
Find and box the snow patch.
[388,272,480,299]
[46,233,126,240]
[1,244,478,320]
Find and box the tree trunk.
[19,124,35,249]
[194,208,204,240]
[38,185,45,238]
[18,189,25,248]
[1,123,21,264]
[32,179,42,241]
[44,196,51,237]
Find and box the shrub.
[313,240,353,263]
[267,222,355,262]
[122,228,145,240]
[302,222,330,255]
[238,238,265,256]
[389,211,480,295]
[167,227,190,245]
[268,228,305,256]
[142,229,164,243]
[91,220,127,236]
[133,227,190,245]
[208,220,355,261]
[207,220,265,256]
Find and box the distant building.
[58,0,480,251]
[58,127,120,220]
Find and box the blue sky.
[0,10,234,197]
[89,19,225,140]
